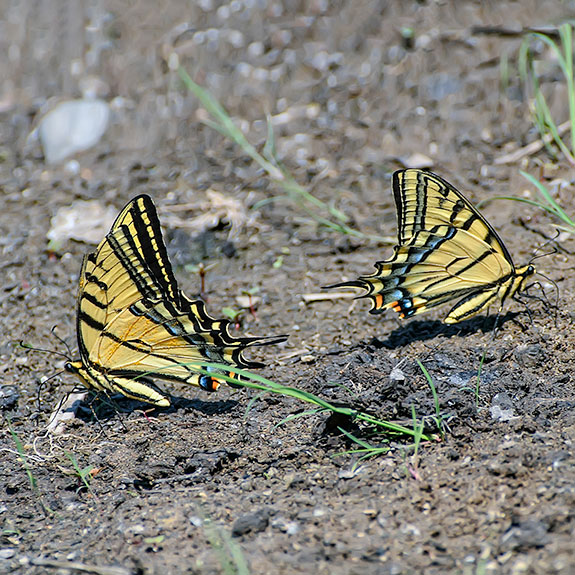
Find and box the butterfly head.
[65,360,83,377]
[510,263,536,299]
[65,360,97,390]
[518,263,536,283]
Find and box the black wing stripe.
[78,311,106,332]
[71,194,286,406]
[81,291,108,310]
[329,169,534,324]
[129,196,181,304]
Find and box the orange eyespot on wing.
[69,194,286,406]
[327,169,535,324]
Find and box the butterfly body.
[66,194,285,407]
[330,169,535,324]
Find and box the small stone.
[400,152,434,169]
[389,367,405,383]
[189,516,203,527]
[0,386,18,410]
[285,522,299,535]
[271,517,299,535]
[338,468,358,480]
[47,200,118,245]
[490,393,517,422]
[231,509,270,537]
[247,41,264,58]
[235,295,261,309]
[38,99,110,164]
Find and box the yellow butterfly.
[65,194,285,407]
[329,169,535,324]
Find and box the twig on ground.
[495,120,571,165]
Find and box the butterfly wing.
[69,194,286,406]
[394,170,515,258]
[330,170,533,323]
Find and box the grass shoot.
[177,67,393,243]
[519,23,575,166]
[416,360,445,436]
[7,418,53,515]
[65,451,97,499]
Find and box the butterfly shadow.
[369,311,522,350]
[170,395,239,416]
[71,391,239,423]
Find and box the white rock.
[39,99,110,164]
[400,152,434,169]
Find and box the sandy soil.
[1,2,575,574]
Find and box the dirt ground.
[2,2,575,574]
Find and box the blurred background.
[3,0,574,187]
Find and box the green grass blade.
[519,25,575,164]
[416,360,440,416]
[481,174,575,232]
[337,427,376,450]
[177,66,393,243]
[144,359,431,441]
[262,112,278,166]
[411,405,425,460]
[333,427,390,464]
[202,515,250,575]
[178,67,284,181]
[485,195,568,223]
[559,24,575,157]
[65,452,96,497]
[8,420,37,492]
[520,170,575,228]
[7,418,54,515]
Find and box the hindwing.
[329,169,534,324]
[67,195,286,407]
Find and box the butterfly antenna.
[520,222,573,255]
[529,244,558,264]
[49,325,73,357]
[525,272,559,328]
[21,329,75,411]
[510,262,559,330]
[20,341,71,361]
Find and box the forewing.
[105,194,181,304]
[394,170,515,264]
[76,195,180,358]
[74,194,286,404]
